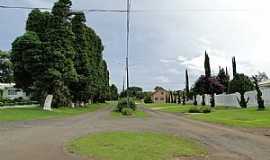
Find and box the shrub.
[115,98,136,112]
[121,108,133,116]
[200,106,211,113]
[189,106,201,113]
[188,106,211,114]
[144,95,153,104]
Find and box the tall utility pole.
[126,0,131,101]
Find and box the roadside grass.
[0,103,107,121]
[111,110,147,118]
[67,131,207,160]
[145,103,270,128]
[190,107,270,128]
[144,103,192,113]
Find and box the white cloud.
[168,68,181,74]
[155,76,170,83]
[177,56,187,62]
[160,59,176,64]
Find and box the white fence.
[195,88,270,108]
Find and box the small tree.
[217,67,229,93]
[190,87,198,106]
[252,76,265,110]
[207,77,224,107]
[182,91,186,105]
[229,74,254,108]
[177,91,181,104]
[194,76,208,106]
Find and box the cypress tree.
[232,56,237,78]
[204,51,211,77]
[185,69,190,96]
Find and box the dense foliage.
[109,84,119,101]
[229,74,254,108]
[0,50,13,83]
[11,0,109,107]
[193,75,224,107]
[120,86,144,99]
[216,67,230,93]
[114,98,136,116]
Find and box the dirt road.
[0,106,270,160]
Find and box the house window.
[160,98,164,101]
[8,89,17,96]
[155,97,158,101]
[161,92,164,95]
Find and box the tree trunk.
[201,94,206,106]
[210,94,215,107]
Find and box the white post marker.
[43,95,53,111]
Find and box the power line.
[0,5,127,12]
[0,5,253,13]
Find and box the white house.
[0,83,28,100]
[259,80,270,89]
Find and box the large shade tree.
[229,74,254,108]
[11,0,109,107]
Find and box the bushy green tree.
[109,84,119,101]
[0,50,13,83]
[11,0,109,107]
[120,87,144,100]
[229,74,254,108]
[217,67,230,93]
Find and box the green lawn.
[145,103,270,128]
[67,131,206,160]
[190,108,270,128]
[144,103,192,113]
[111,110,147,118]
[0,103,107,121]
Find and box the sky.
[1,0,270,91]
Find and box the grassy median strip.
[0,103,107,121]
[67,131,207,160]
[190,108,270,128]
[146,103,270,128]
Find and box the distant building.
[151,87,168,103]
[259,80,270,89]
[0,83,28,100]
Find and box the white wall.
[196,88,270,107]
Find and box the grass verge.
[190,108,270,128]
[0,103,107,121]
[144,103,192,113]
[145,103,270,128]
[67,131,207,160]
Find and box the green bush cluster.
[144,95,153,104]
[121,108,133,116]
[188,106,211,114]
[114,98,136,116]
